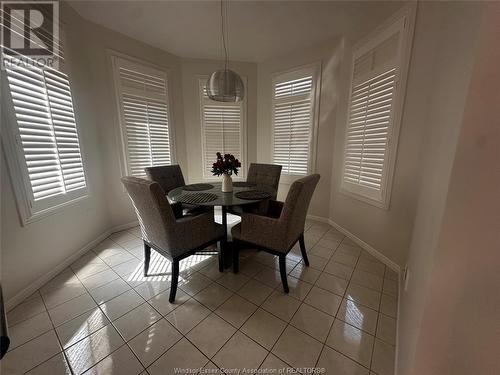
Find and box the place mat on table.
[182,183,214,191]
[235,190,272,200]
[233,182,256,187]
[179,192,218,204]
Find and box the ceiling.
[68,1,405,62]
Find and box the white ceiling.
[68,1,405,62]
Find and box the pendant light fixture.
[206,0,244,102]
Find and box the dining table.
[167,181,276,267]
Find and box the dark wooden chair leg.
[233,241,239,274]
[144,242,151,277]
[218,241,224,272]
[299,233,309,266]
[279,254,289,293]
[169,259,179,303]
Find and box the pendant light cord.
[221,0,228,71]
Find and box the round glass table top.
[167,182,275,207]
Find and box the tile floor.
[2,219,399,375]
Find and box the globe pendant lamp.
[207,0,244,102]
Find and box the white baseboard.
[307,214,401,273]
[5,221,139,311]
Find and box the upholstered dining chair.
[145,164,207,218]
[121,176,224,302]
[231,174,320,293]
[246,163,282,200]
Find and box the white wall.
[181,58,257,183]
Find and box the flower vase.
[222,173,233,192]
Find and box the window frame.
[1,50,89,225]
[110,52,177,178]
[340,7,415,209]
[198,75,247,181]
[271,62,321,184]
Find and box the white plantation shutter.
[113,57,173,176]
[342,16,410,206]
[272,69,317,176]
[200,80,245,178]
[3,57,87,212]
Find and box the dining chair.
[145,164,208,218]
[231,174,320,293]
[121,176,224,302]
[246,163,282,200]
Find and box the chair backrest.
[121,176,175,254]
[144,165,186,193]
[247,163,282,198]
[280,174,320,248]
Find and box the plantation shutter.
[113,57,173,176]
[342,22,405,204]
[4,58,87,208]
[200,81,244,178]
[272,72,315,176]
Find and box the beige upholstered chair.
[231,174,320,293]
[121,176,224,302]
[145,164,207,218]
[246,163,282,200]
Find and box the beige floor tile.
[213,332,268,371]
[113,302,162,341]
[331,252,358,267]
[112,259,143,278]
[215,294,258,328]
[315,273,348,296]
[128,319,182,367]
[194,282,234,310]
[240,308,287,350]
[291,303,334,342]
[56,308,109,349]
[79,269,120,291]
[253,267,282,288]
[272,325,323,369]
[41,283,86,309]
[261,290,301,322]
[310,245,334,259]
[147,338,208,375]
[179,272,213,296]
[7,293,46,326]
[376,314,396,345]
[83,345,143,375]
[8,311,53,351]
[351,269,383,292]
[345,284,381,311]
[166,298,211,333]
[371,339,395,375]
[286,276,314,301]
[239,259,266,277]
[237,279,274,305]
[102,252,136,267]
[382,279,398,298]
[326,320,374,368]
[186,313,236,357]
[289,263,321,284]
[109,230,137,245]
[216,272,250,292]
[99,289,145,321]
[198,261,225,281]
[304,254,329,271]
[336,245,362,258]
[304,286,343,317]
[65,325,124,374]
[356,259,385,277]
[39,268,81,295]
[1,330,61,374]
[119,238,143,251]
[73,262,110,280]
[317,345,369,375]
[133,280,170,300]
[336,299,378,335]
[317,238,341,250]
[384,269,399,281]
[148,289,189,316]
[379,294,397,318]
[48,293,97,327]
[259,353,290,372]
[322,231,345,243]
[89,278,131,304]
[71,252,105,269]
[25,353,71,375]
[341,238,358,247]
[324,261,354,280]
[93,239,125,259]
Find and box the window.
[272,65,320,177]
[341,13,413,208]
[1,55,87,223]
[112,56,174,177]
[199,78,246,179]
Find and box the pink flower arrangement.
[211,152,241,176]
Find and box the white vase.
[222,173,233,192]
